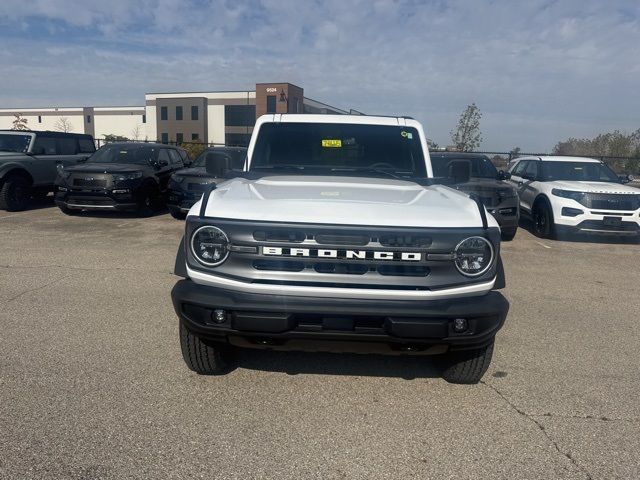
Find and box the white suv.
[507,156,639,239]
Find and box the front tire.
[501,228,517,241]
[0,174,32,211]
[179,320,230,375]
[532,200,555,239]
[170,209,187,220]
[137,184,160,217]
[440,340,494,384]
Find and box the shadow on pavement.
[232,348,442,380]
[518,218,639,245]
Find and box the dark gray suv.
[0,130,96,211]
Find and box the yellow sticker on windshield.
[322,139,342,148]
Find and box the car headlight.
[190,226,229,267]
[171,175,185,184]
[454,236,494,277]
[498,188,517,200]
[552,188,584,201]
[113,172,143,182]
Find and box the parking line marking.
[535,241,551,249]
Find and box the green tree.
[450,103,482,151]
[180,140,207,160]
[103,134,129,142]
[11,113,29,131]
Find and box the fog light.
[212,309,227,324]
[453,318,468,333]
[561,207,583,217]
[58,187,68,192]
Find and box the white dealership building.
[0,82,350,146]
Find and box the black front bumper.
[167,188,204,213]
[171,280,509,355]
[55,189,138,211]
[487,201,519,232]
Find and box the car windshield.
[541,161,620,182]
[250,122,427,177]
[194,149,246,169]
[430,155,498,179]
[0,133,32,153]
[88,145,157,165]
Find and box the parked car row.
[1,129,638,241]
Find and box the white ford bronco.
[172,114,509,383]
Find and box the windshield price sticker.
[322,139,342,148]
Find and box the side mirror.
[152,159,169,169]
[447,160,471,184]
[205,153,230,178]
[619,174,634,184]
[497,170,511,180]
[522,172,536,181]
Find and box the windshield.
[0,133,32,153]
[88,145,157,165]
[194,148,246,169]
[541,161,620,182]
[250,123,427,177]
[430,155,498,179]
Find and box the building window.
[225,105,256,127]
[191,106,198,120]
[191,133,199,141]
[86,115,91,123]
[161,133,168,144]
[266,95,276,113]
[160,106,168,121]
[176,133,183,144]
[142,114,146,123]
[225,133,251,147]
[38,115,42,123]
[176,106,183,121]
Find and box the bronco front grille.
[186,219,500,290]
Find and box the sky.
[0,0,639,151]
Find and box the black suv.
[430,152,520,241]
[167,146,246,219]
[0,130,95,211]
[55,142,189,216]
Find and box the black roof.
[100,142,177,148]
[430,152,490,159]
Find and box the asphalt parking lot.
[1,203,639,479]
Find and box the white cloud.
[0,0,639,150]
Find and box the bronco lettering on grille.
[261,247,422,261]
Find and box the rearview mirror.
[205,153,230,178]
[497,170,511,180]
[447,160,471,184]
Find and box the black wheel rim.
[534,208,547,234]
[10,183,27,205]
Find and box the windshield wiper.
[329,167,411,181]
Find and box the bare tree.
[130,124,142,141]
[450,103,483,151]
[11,113,29,131]
[54,116,73,133]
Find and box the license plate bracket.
[603,216,622,226]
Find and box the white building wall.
[0,108,85,133]
[145,105,157,141]
[92,108,146,141]
[207,104,225,144]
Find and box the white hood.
[193,175,495,228]
[549,180,640,194]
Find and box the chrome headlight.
[454,236,494,277]
[190,226,229,267]
[113,172,143,182]
[552,188,584,201]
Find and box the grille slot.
[315,234,370,246]
[378,265,430,277]
[253,260,305,272]
[379,234,432,248]
[254,230,306,243]
[313,263,369,275]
